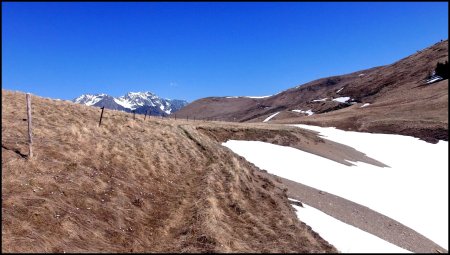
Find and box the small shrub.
[434,61,449,79]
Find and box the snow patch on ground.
[222,127,448,250]
[336,88,344,93]
[312,98,328,102]
[360,103,371,108]
[244,95,272,99]
[263,112,280,122]
[426,75,443,84]
[226,95,272,99]
[332,97,350,103]
[292,203,410,253]
[292,109,314,116]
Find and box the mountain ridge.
[175,39,448,142]
[73,91,188,116]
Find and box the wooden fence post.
[144,110,148,120]
[99,106,105,127]
[26,93,33,159]
[133,110,136,120]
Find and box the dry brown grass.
[2,90,337,253]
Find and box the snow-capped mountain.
[73,91,188,116]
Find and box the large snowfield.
[222,125,448,252]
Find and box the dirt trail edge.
[257,171,447,253]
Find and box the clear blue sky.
[2,2,448,102]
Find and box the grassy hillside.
[2,90,337,253]
[175,40,448,142]
[273,78,448,143]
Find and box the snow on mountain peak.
[74,93,109,106]
[73,91,188,116]
[124,91,155,98]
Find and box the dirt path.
[257,171,447,253]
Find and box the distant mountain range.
[73,91,188,116]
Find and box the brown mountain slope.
[175,40,448,142]
[1,90,337,253]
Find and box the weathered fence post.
[26,93,33,159]
[133,110,136,120]
[99,106,105,127]
[175,114,177,120]
[144,110,148,120]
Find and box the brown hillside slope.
[1,90,336,253]
[175,40,448,142]
[273,79,448,144]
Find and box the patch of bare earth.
[2,90,336,253]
